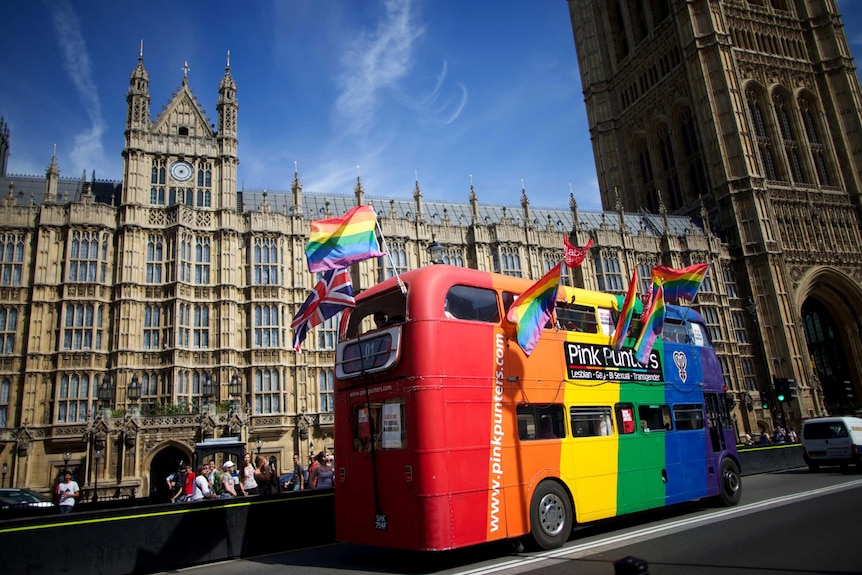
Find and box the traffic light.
[773,377,791,403]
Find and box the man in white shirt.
[57,471,80,514]
[191,465,213,501]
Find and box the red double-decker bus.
[333,264,740,551]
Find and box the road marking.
[457,479,862,575]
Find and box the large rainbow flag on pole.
[613,269,638,352]
[506,262,562,357]
[634,281,666,365]
[650,263,709,304]
[305,205,385,273]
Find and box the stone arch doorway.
[797,267,862,418]
[148,444,191,504]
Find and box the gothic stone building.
[568,0,862,426]
[1,0,860,498]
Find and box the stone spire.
[468,175,479,224]
[413,172,424,223]
[569,186,580,232]
[353,166,365,206]
[521,181,531,226]
[291,161,303,214]
[44,144,60,203]
[126,40,150,132]
[217,50,238,140]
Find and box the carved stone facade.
[568,0,862,429]
[4,2,860,496]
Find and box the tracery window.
[595,252,623,292]
[0,308,16,354]
[63,303,103,350]
[254,304,280,348]
[495,246,522,278]
[746,89,779,180]
[799,96,832,186]
[253,237,281,285]
[68,231,107,283]
[146,235,164,284]
[319,369,334,412]
[56,374,95,423]
[254,369,282,414]
[195,237,210,284]
[144,304,160,350]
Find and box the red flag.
[563,238,593,267]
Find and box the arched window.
[799,95,832,186]
[746,88,780,180]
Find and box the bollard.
[613,555,649,574]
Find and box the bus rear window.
[337,329,401,378]
[445,285,500,322]
[353,399,407,451]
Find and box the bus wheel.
[529,481,572,550]
[717,458,742,507]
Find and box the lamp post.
[128,374,141,403]
[92,449,102,503]
[63,449,71,474]
[229,373,242,409]
[98,376,114,412]
[202,372,214,407]
[1,462,6,488]
[427,238,445,264]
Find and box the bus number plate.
[375,513,388,530]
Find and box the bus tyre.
[529,481,572,550]
[717,458,742,507]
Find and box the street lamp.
[63,449,71,474]
[202,373,214,405]
[229,373,242,401]
[256,434,262,456]
[128,374,141,403]
[427,238,444,264]
[98,376,114,408]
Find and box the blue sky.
[1,1,860,212]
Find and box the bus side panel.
[619,345,668,514]
[663,343,709,505]
[499,328,566,540]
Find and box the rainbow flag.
[613,269,638,352]
[634,281,665,365]
[650,263,709,304]
[506,262,562,356]
[305,205,385,273]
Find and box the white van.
[801,416,862,471]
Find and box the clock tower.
[120,48,238,209]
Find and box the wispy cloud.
[50,1,108,176]
[335,0,424,135]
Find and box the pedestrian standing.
[56,471,80,514]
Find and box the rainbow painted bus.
[333,264,741,551]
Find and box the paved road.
[167,468,862,575]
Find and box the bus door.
[704,393,726,453]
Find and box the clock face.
[170,161,193,182]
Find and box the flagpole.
[370,205,407,294]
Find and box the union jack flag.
[291,267,355,352]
